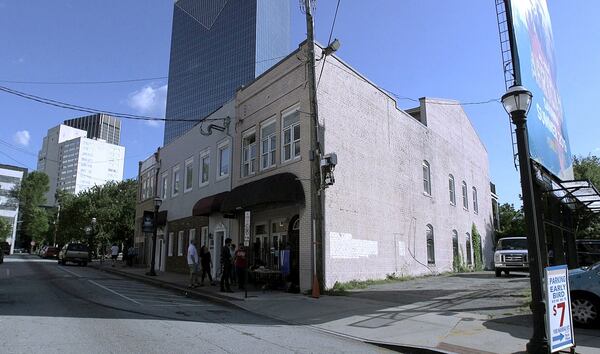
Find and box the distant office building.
[63,113,121,145]
[56,136,125,195]
[0,164,27,254]
[163,0,290,144]
[37,124,125,205]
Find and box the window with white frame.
[282,107,300,162]
[184,158,193,192]
[189,229,196,246]
[261,119,276,170]
[161,172,168,200]
[472,187,479,214]
[462,181,468,209]
[426,224,435,264]
[422,160,431,195]
[241,129,257,177]
[218,142,230,178]
[449,174,456,205]
[177,231,184,256]
[452,230,459,261]
[200,150,210,186]
[168,232,174,256]
[200,226,209,248]
[172,165,181,197]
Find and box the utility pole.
[304,0,323,298]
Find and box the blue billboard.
[509,0,574,180]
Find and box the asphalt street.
[0,255,391,354]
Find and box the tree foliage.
[573,155,600,239]
[0,217,12,242]
[472,223,483,271]
[496,203,526,239]
[14,171,50,245]
[57,180,137,249]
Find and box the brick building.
[136,42,494,291]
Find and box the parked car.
[1,242,10,255]
[576,239,600,267]
[38,246,48,257]
[569,262,600,327]
[42,247,59,259]
[494,237,529,277]
[58,243,89,266]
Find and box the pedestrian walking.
[127,245,136,267]
[230,243,237,285]
[187,240,199,288]
[220,238,233,293]
[200,245,214,286]
[110,243,119,267]
[234,245,247,290]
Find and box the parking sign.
[545,265,575,353]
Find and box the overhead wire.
[0,85,229,123]
[317,0,341,88]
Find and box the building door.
[213,230,225,279]
[287,215,300,288]
[157,239,165,271]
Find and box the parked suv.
[58,243,89,266]
[494,237,528,277]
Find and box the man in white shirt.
[187,240,199,288]
[110,244,119,267]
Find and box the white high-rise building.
[0,164,27,254]
[38,123,125,205]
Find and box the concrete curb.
[90,263,454,354]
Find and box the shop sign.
[545,264,574,352]
[244,211,250,247]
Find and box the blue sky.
[0,1,598,207]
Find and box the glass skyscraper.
[63,113,121,146]
[163,0,290,144]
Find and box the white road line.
[57,266,83,278]
[88,280,142,305]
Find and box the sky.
[0,0,598,207]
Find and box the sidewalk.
[91,262,600,354]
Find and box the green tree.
[472,223,484,271]
[496,203,526,239]
[14,172,50,245]
[56,180,137,251]
[573,155,600,239]
[0,217,12,242]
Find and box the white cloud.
[13,130,30,147]
[127,84,167,127]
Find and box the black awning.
[192,192,229,216]
[221,173,305,212]
[156,210,168,226]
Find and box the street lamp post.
[147,197,162,276]
[501,85,548,353]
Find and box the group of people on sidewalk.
[187,240,215,288]
[186,238,247,293]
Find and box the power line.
[323,60,500,106]
[0,56,289,86]
[0,148,31,169]
[317,0,341,88]
[0,85,229,123]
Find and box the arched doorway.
[287,215,300,289]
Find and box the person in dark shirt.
[199,245,214,286]
[220,238,233,292]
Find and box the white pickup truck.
[494,237,529,277]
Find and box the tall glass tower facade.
[163,0,291,144]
